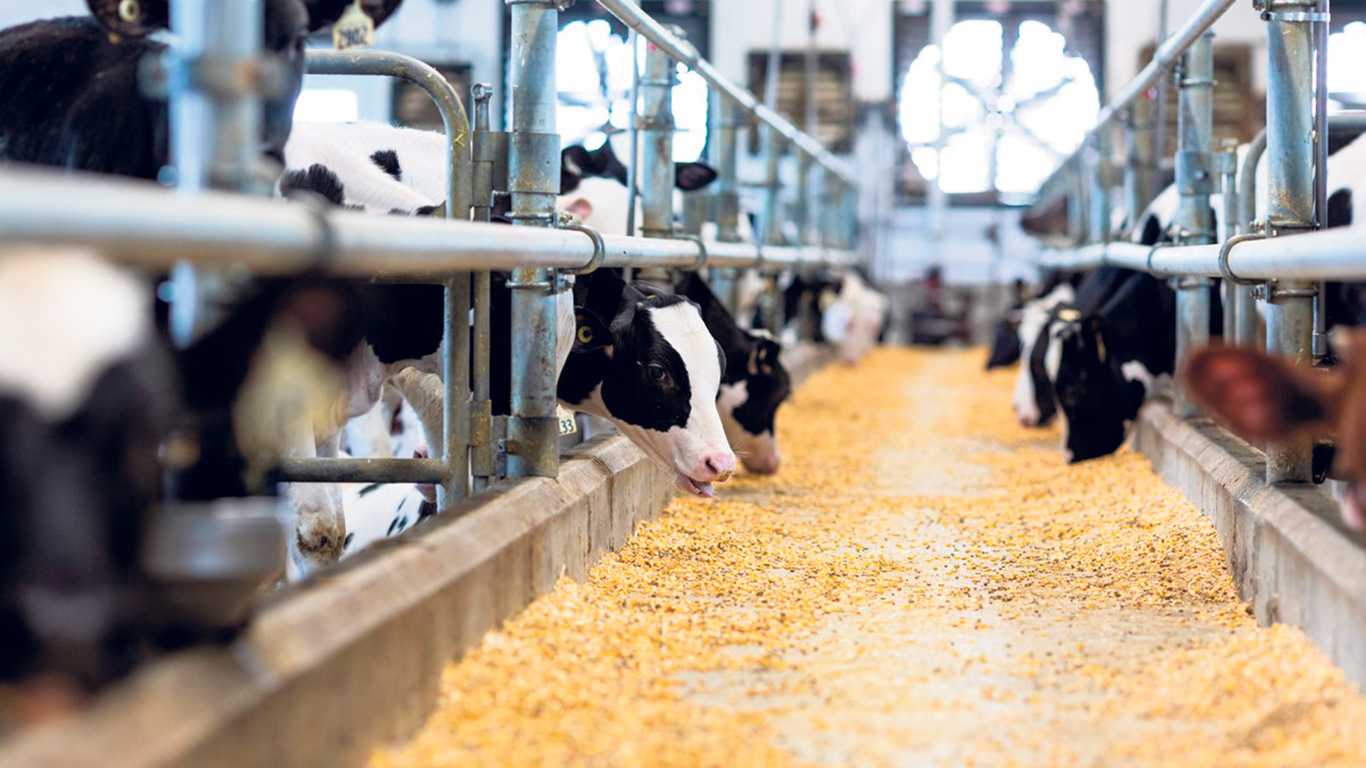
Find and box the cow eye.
[646,363,667,382]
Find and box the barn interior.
[2,0,1366,766]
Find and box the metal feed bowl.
[141,498,286,632]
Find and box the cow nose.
[697,451,737,483]
[743,454,780,475]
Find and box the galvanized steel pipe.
[306,47,475,506]
[0,169,854,270]
[1264,0,1318,485]
[506,0,564,479]
[640,37,676,240]
[167,0,265,345]
[1173,34,1216,418]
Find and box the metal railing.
[0,0,863,517]
[1031,0,1342,486]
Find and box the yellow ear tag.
[577,325,594,345]
[332,0,375,50]
[1057,308,1082,323]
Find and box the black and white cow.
[1047,270,1176,462]
[0,248,358,691]
[1010,282,1075,427]
[986,271,1080,370]
[0,2,409,582]
[279,125,740,508]
[678,272,790,475]
[0,1,404,178]
[562,269,736,496]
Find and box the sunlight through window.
[899,17,1098,199]
[556,20,709,162]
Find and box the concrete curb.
[1135,398,1366,687]
[0,344,836,768]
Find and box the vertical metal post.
[1173,33,1215,419]
[798,0,819,245]
[471,83,497,493]
[1236,130,1268,348]
[713,95,742,243]
[1264,0,1318,484]
[761,0,785,246]
[506,0,562,479]
[1086,133,1112,244]
[1125,96,1156,232]
[762,128,786,245]
[640,39,675,240]
[168,0,265,345]
[824,176,844,250]
[625,29,642,239]
[1217,138,1242,341]
[1312,0,1332,362]
[1152,0,1172,199]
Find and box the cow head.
[1012,284,1074,427]
[718,331,789,474]
[1186,336,1366,530]
[675,273,791,475]
[560,272,735,497]
[86,0,405,166]
[985,312,1022,370]
[1048,310,1149,463]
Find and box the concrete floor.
[674,353,1276,768]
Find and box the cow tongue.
[675,473,715,498]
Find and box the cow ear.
[304,0,405,33]
[87,0,170,38]
[674,162,719,192]
[756,337,781,371]
[560,146,592,194]
[1184,346,1344,442]
[562,197,593,223]
[573,310,611,354]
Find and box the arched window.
[895,3,1104,205]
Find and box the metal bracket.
[560,221,605,276]
[1261,11,1330,22]
[1251,281,1319,302]
[1263,217,1317,238]
[1219,232,1266,285]
[676,233,708,271]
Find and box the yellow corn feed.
[369,347,1366,768]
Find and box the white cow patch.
[1012,284,1074,425]
[0,250,149,420]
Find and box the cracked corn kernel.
[370,348,1366,768]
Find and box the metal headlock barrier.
[0,0,862,510]
[1029,0,1340,486]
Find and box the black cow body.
[1049,271,1176,462]
[560,269,735,497]
[0,1,407,689]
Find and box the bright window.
[556,20,708,162]
[898,15,1099,201]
